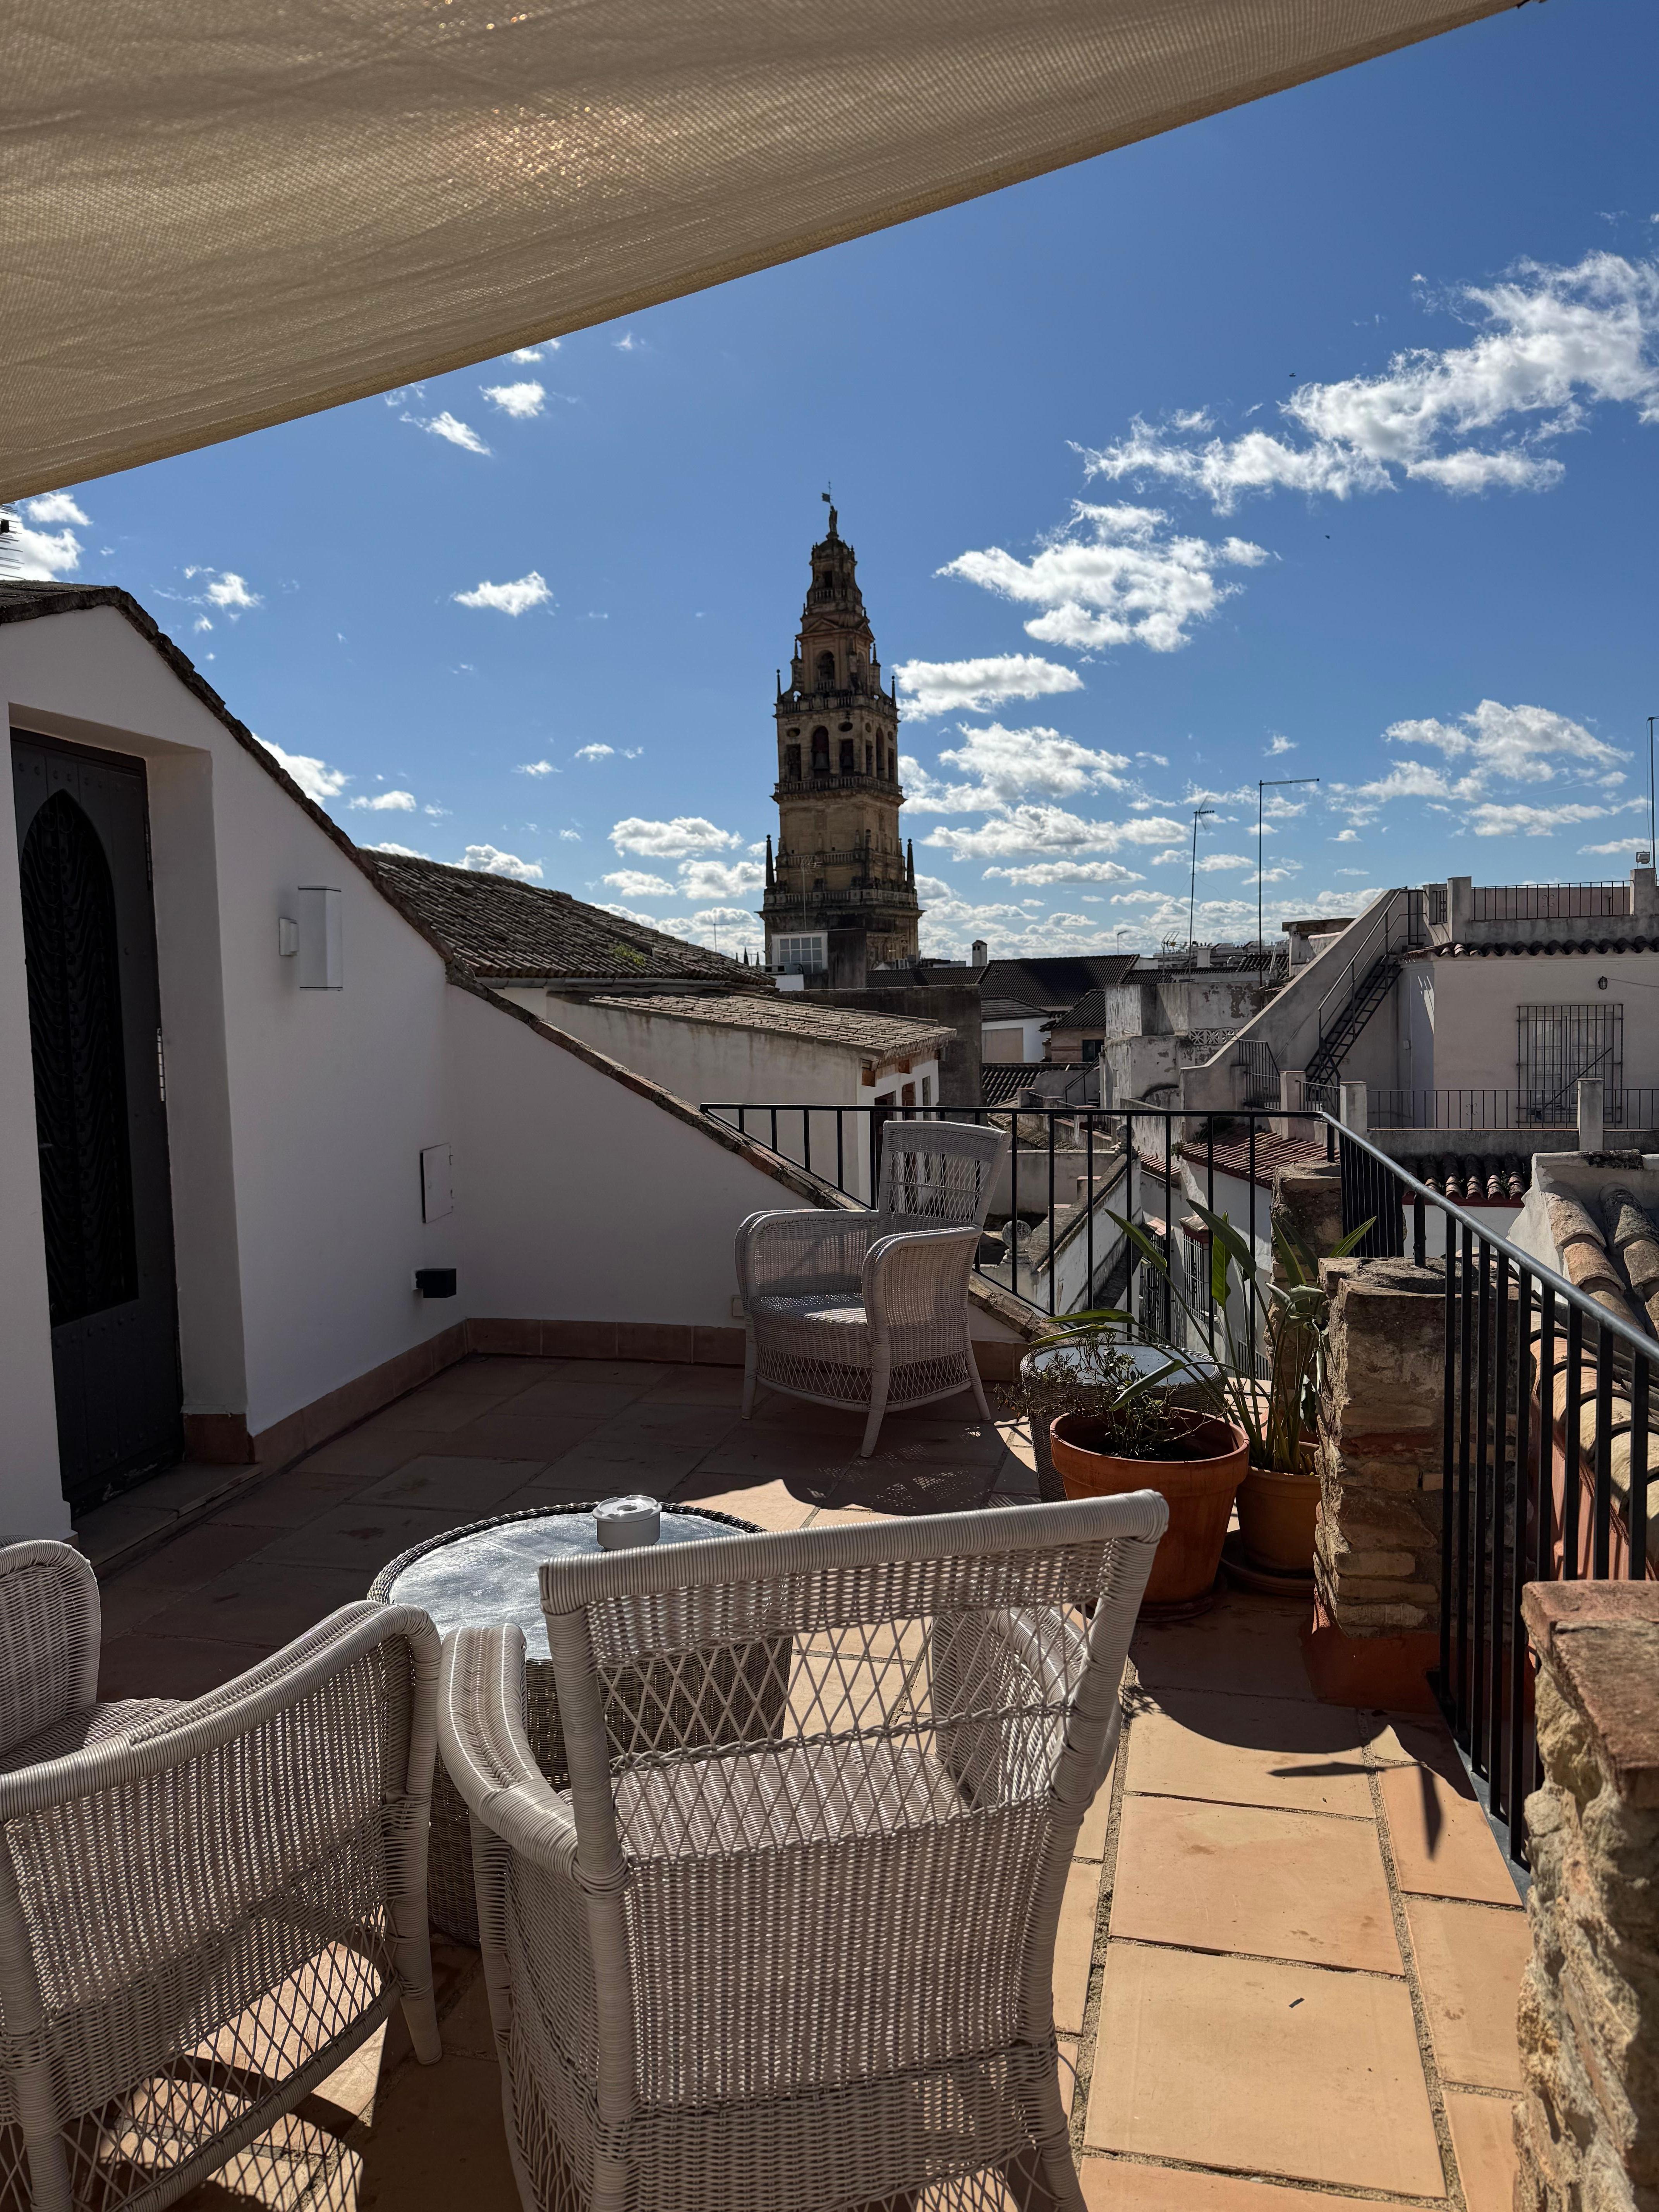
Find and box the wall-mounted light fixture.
[277,916,299,957]
[295,886,343,989]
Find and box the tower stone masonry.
[760,506,921,985]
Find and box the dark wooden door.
[12,732,182,1507]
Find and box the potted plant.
[1012,1334,1221,1504]
[1041,1346,1250,1613]
[1037,1200,1370,1578]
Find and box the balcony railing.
[1467,881,1632,921]
[1370,1087,1659,1130]
[708,1095,1656,1879]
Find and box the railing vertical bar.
[1508,1263,1533,1865]
[1455,1221,1474,1733]
[769,1107,778,1154]
[1086,1118,1095,1303]
[1206,1124,1218,1353]
[1413,1193,1425,1271]
[801,1108,811,1179]
[1592,1329,1615,1581]
[1162,1113,1174,1344]
[1536,1282,1556,1591]
[835,1111,844,1196]
[1048,1113,1057,1320]
[1489,1248,1511,1818]
[1011,1111,1021,1304]
[1471,1237,1492,1776]
[1247,1118,1259,1362]
[1563,1304,1584,1579]
[1439,1234,1457,1703]
[1631,1356,1651,1585]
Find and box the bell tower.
[760,502,921,982]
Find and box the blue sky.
[9,0,1657,960]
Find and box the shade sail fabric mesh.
[5,0,1510,496]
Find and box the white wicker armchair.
[736,1117,1009,1455]
[438,1491,1168,2212]
[0,1540,441,2212]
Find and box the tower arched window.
[839,738,855,773]
[811,727,830,771]
[815,651,835,688]
[785,745,801,779]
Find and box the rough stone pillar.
[1304,1255,1445,1708]
[1517,1583,1659,2212]
[1579,1077,1606,1155]
[1272,1160,1341,1273]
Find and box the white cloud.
[1193,853,1255,872]
[194,616,212,633]
[603,870,675,896]
[515,758,558,776]
[981,860,1143,886]
[940,502,1269,655]
[677,858,765,900]
[613,333,641,352]
[1383,699,1625,785]
[454,571,552,615]
[922,805,1185,860]
[1081,252,1659,510]
[574,744,614,761]
[893,654,1084,719]
[610,815,741,857]
[1581,835,1653,855]
[1267,735,1296,755]
[368,840,429,857]
[205,571,260,611]
[2,503,83,578]
[903,723,1131,813]
[405,409,491,455]
[559,829,582,842]
[259,740,350,805]
[460,843,542,879]
[1469,801,1624,838]
[24,492,90,526]
[510,344,556,361]
[349,790,417,812]
[481,380,545,419]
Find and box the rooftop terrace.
[80,1350,1529,2212]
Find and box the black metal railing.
[1334,1122,1655,1872]
[1368,1086,1659,1132]
[1468,881,1632,922]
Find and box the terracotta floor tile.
[301,1426,452,1478]
[1381,1764,1523,1906]
[518,1447,707,1498]
[146,1562,374,1649]
[640,1369,746,1407]
[439,1414,606,1463]
[255,1503,460,1575]
[1075,1755,1115,1860]
[1445,2090,1522,2212]
[1404,1897,1529,2091]
[500,1381,655,1420]
[1080,2159,1391,2212]
[1131,1594,1317,1704]
[1084,1943,1444,2195]
[350,2049,519,2212]
[672,1475,817,1529]
[1362,1709,1468,1774]
[212,1470,376,1529]
[357,1456,548,1514]
[98,1632,274,1701]
[106,1519,276,1590]
[96,1570,192,1641]
[365,1391,490,1434]
[1054,1856,1103,2036]
[1127,1690,1374,1817]
[1110,1795,1401,1975]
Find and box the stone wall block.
[1517,1586,1659,2212]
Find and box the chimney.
[971,939,988,965]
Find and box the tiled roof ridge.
[585,991,952,1054]
[1418,1154,1532,1202]
[1414,938,1659,958]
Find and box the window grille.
[1517,1002,1623,1123]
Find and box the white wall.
[1420,955,1659,1096]
[982,1016,1046,1063]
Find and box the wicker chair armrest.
[861,1223,982,1328]
[736,1207,878,1302]
[0,1540,101,1759]
[0,1601,439,1821]
[437,1625,581,1883]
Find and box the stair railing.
[1311,890,1424,1072]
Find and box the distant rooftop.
[586,991,953,1063]
[976,955,1140,1013]
[369,853,758,986]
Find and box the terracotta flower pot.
[1021,1345,1221,1504]
[1050,1408,1249,1607]
[1237,1449,1321,1575]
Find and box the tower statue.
[760,502,922,984]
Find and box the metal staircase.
[1305,890,1425,1089]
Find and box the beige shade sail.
[5,0,1512,497]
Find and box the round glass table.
[370,1503,763,1942]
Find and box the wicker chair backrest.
[0,1540,99,1762]
[874,1118,1006,1239]
[537,1498,1163,2127]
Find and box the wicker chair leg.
[968,1353,994,1424]
[860,1370,890,1456]
[741,1329,758,1419]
